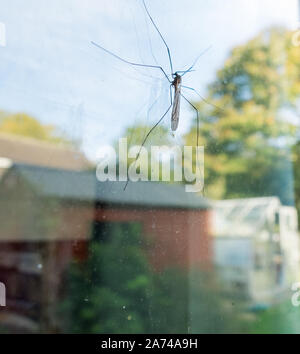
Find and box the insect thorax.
[172,73,182,87]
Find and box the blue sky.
[0,0,298,159]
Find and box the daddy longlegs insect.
[92,0,220,191]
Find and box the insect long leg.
[179,45,212,77]
[128,86,171,150]
[169,84,173,106]
[91,41,171,83]
[128,92,163,151]
[136,84,173,159]
[182,85,223,112]
[137,101,173,159]
[132,84,173,154]
[180,92,205,196]
[142,0,173,76]
[124,100,173,191]
[180,93,199,148]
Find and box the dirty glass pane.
[0,0,300,334]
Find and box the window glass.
[0,0,300,334]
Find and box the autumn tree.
[185,28,300,203]
[0,111,71,145]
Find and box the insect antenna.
[91,41,171,83]
[142,0,174,76]
[178,45,212,77]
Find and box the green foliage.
[60,222,241,334]
[210,28,291,111]
[0,111,71,145]
[249,301,300,334]
[150,268,246,334]
[61,223,152,333]
[185,28,300,202]
[148,268,189,333]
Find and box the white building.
[213,197,300,307]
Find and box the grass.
[249,300,300,334]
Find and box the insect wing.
[171,84,181,131]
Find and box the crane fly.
[92,0,220,189]
[171,73,182,131]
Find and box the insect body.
[171,73,182,131]
[92,0,219,189]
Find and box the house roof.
[5,163,210,210]
[96,180,210,209]
[0,133,91,171]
